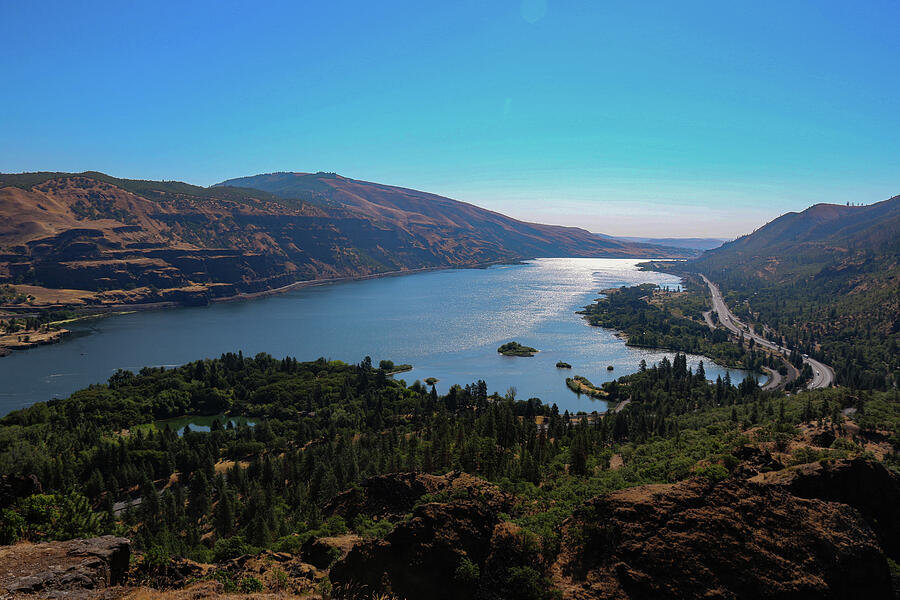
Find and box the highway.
[699,274,834,390]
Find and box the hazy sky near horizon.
[2,1,898,237]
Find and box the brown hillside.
[0,171,691,309]
[219,172,691,260]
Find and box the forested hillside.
[1,352,896,597]
[580,283,783,379]
[686,195,900,389]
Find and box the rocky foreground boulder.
[329,472,525,599]
[2,462,897,599]
[751,458,900,561]
[551,471,894,599]
[0,536,129,599]
[322,463,900,600]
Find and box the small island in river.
[556,361,572,369]
[566,375,608,398]
[497,341,538,357]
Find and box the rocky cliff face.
[329,472,530,599]
[331,499,506,599]
[551,460,897,600]
[330,464,898,600]
[751,458,900,562]
[3,462,897,599]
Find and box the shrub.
[454,556,480,583]
[272,533,307,554]
[213,535,259,562]
[696,463,729,483]
[142,545,170,571]
[0,508,25,544]
[238,576,264,593]
[351,515,394,539]
[505,565,560,600]
[322,515,348,536]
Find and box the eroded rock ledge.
[0,536,130,599]
[551,461,896,599]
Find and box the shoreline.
[0,255,684,319]
[0,259,521,357]
[0,255,686,318]
[579,294,770,387]
[3,260,521,315]
[0,327,70,356]
[1,258,766,417]
[210,260,518,305]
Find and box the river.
[0,258,751,416]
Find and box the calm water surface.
[0,259,750,415]
[155,414,256,435]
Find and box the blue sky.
[2,1,898,236]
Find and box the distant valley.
[678,195,900,389]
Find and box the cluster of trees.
[580,283,783,374]
[687,238,900,390]
[701,270,900,390]
[0,353,551,559]
[0,350,894,581]
[1,314,66,335]
[0,284,32,305]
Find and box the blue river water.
[0,258,750,416]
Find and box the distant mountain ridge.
[692,196,900,289]
[596,234,728,251]
[0,171,692,308]
[700,198,900,263]
[217,172,695,260]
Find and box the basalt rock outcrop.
[308,462,900,600]
[330,499,503,600]
[0,536,130,598]
[551,471,893,599]
[299,535,360,570]
[325,470,513,522]
[4,460,896,600]
[328,472,529,599]
[750,458,900,561]
[219,550,325,595]
[729,444,784,478]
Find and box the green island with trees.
[555,361,572,369]
[565,375,607,399]
[497,341,539,357]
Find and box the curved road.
[699,274,834,390]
